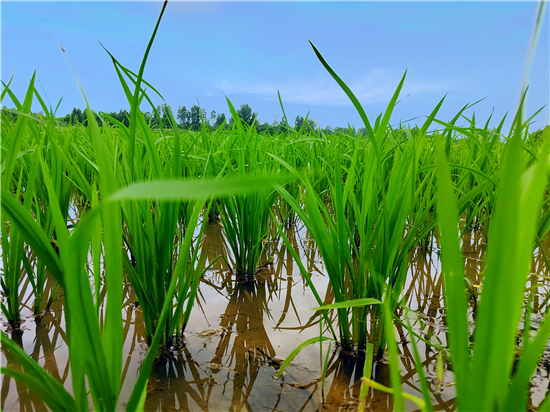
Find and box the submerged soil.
[2,217,550,411]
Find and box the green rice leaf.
[108,175,288,202]
[404,320,435,412]
[2,71,35,190]
[383,294,404,411]
[359,378,427,411]
[435,140,470,406]
[308,40,377,158]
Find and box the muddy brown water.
[2,218,550,411]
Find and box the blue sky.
[2,1,549,131]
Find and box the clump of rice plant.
[1,75,76,326]
[272,40,444,355]
[219,100,279,279]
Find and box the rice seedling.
[1,74,77,325]
[100,63,208,344]
[271,39,448,357]
[437,107,549,412]
[270,4,548,407]
[218,100,280,279]
[1,73,38,328]
[2,162,286,410]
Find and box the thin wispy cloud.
[212,70,459,106]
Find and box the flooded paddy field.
[2,1,549,411]
[3,214,550,412]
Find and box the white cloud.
[210,69,457,106]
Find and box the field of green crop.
[2,1,550,411]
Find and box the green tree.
[305,118,318,133]
[257,120,271,134]
[213,112,226,129]
[143,111,153,125]
[103,109,130,127]
[1,106,17,123]
[149,105,163,129]
[189,104,207,130]
[68,107,84,125]
[294,114,317,133]
[177,105,190,129]
[82,110,101,127]
[237,104,255,125]
[160,103,173,128]
[294,115,304,131]
[229,104,257,126]
[119,109,131,127]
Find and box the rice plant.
[219,100,280,279]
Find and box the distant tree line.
[13,102,530,139]
[50,103,350,135]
